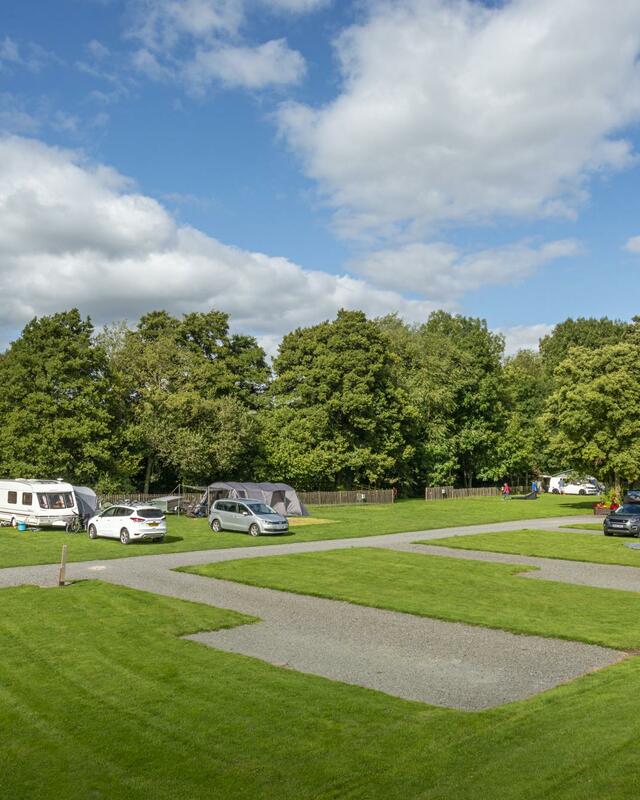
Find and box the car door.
[97,507,117,537]
[235,503,252,532]
[112,507,131,537]
[214,501,231,530]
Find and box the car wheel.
[120,528,130,545]
[249,523,261,537]
[210,518,222,533]
[604,529,612,536]
[88,524,98,540]
[579,489,586,495]
[155,537,164,544]
[551,488,559,494]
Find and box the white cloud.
[278,0,640,239]
[131,47,175,81]
[127,0,313,91]
[498,324,555,356]
[0,37,60,73]
[0,136,439,346]
[351,239,580,301]
[625,235,640,254]
[184,39,305,91]
[261,0,329,12]
[0,37,20,64]
[129,0,245,50]
[86,40,110,61]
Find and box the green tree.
[418,312,506,487]
[497,349,549,483]
[540,317,629,375]
[262,310,410,490]
[0,310,122,485]
[109,310,268,490]
[544,332,640,490]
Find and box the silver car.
[209,499,289,536]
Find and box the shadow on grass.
[557,500,598,511]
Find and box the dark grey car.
[209,499,289,537]
[603,503,640,537]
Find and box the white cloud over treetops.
[0,136,444,346]
[278,0,640,239]
[499,324,555,356]
[351,239,579,299]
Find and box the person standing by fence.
[502,482,511,500]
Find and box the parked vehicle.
[0,479,79,528]
[209,499,289,536]
[87,504,167,544]
[603,503,640,537]
[562,482,599,496]
[547,473,602,495]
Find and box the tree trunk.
[144,455,153,494]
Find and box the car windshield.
[616,504,640,515]
[245,503,276,515]
[37,492,74,510]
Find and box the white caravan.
[0,479,79,528]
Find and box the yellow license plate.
[148,522,159,527]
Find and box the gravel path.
[0,514,630,710]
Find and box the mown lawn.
[0,494,591,568]
[562,522,606,531]
[184,547,640,649]
[3,579,640,799]
[422,528,640,567]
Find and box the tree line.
[0,308,636,494]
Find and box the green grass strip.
[562,522,607,531]
[183,547,640,650]
[423,528,640,567]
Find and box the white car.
[562,482,599,496]
[87,504,167,544]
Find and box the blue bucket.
[17,520,27,532]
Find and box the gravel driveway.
[0,514,630,710]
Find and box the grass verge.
[562,522,606,531]
[0,494,591,568]
[183,547,640,649]
[3,580,640,799]
[421,528,640,567]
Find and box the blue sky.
[2,0,640,353]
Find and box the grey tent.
[73,486,99,523]
[206,482,308,517]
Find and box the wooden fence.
[425,485,528,501]
[99,489,394,509]
[98,492,203,507]
[299,489,394,506]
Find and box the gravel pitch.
[0,514,631,709]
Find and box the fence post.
[58,544,68,587]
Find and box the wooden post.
[58,544,68,587]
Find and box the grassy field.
[421,528,640,567]
[0,494,591,568]
[562,522,606,531]
[3,578,640,799]
[184,547,640,649]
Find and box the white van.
[0,479,79,528]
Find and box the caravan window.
[37,492,74,510]
[7,491,16,504]
[22,493,32,505]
